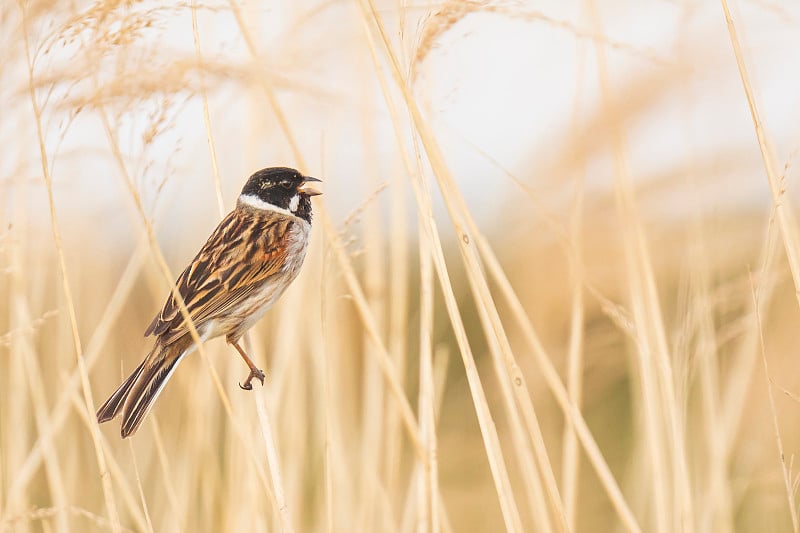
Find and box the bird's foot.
[239,367,266,390]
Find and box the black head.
[239,167,322,223]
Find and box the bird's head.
[239,167,322,222]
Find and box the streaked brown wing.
[145,209,294,344]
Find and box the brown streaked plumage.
[96,167,321,438]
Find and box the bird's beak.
[300,176,322,197]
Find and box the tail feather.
[119,341,190,438]
[96,360,146,423]
[96,336,192,438]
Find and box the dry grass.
[2,0,800,532]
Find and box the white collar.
[238,194,293,217]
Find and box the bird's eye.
[280,179,292,189]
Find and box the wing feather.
[145,210,293,343]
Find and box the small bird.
[97,167,321,438]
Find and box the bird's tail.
[96,337,192,438]
[96,359,146,423]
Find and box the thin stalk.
[190,0,225,217]
[719,0,800,311]
[587,1,692,530]
[360,1,573,530]
[561,8,589,530]
[417,189,438,533]
[255,393,295,533]
[751,277,799,532]
[356,8,531,531]
[19,3,122,529]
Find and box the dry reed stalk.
[433,348,455,533]
[719,0,800,312]
[265,284,312,529]
[403,128,525,529]
[357,94,390,532]
[388,164,412,506]
[560,13,589,530]
[319,238,335,533]
[361,27,526,533]
[355,8,542,532]
[475,221,647,530]
[670,22,732,529]
[689,222,734,533]
[403,339,454,533]
[587,1,693,530]
[361,3,586,531]
[4,237,150,508]
[149,418,184,531]
[590,29,672,533]
[360,27,509,529]
[471,135,644,531]
[67,395,150,532]
[720,217,780,440]
[10,235,69,533]
[255,392,295,533]
[320,211,425,452]
[426,16,564,533]
[0,183,27,529]
[750,275,800,531]
[18,2,123,530]
[190,0,225,218]
[382,3,644,528]
[560,164,586,527]
[5,506,137,533]
[720,4,800,530]
[382,131,412,523]
[417,233,438,533]
[126,440,155,533]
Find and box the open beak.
[299,175,322,197]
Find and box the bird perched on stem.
[97,167,322,438]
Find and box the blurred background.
[2,0,800,531]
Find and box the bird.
[96,167,322,438]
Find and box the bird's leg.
[229,340,266,390]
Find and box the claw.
[239,367,266,391]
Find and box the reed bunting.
[97,167,321,438]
